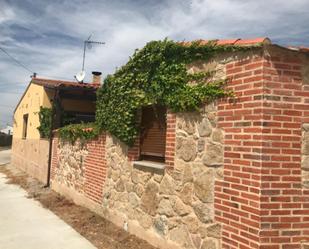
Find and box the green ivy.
[58,122,99,143]
[37,106,99,142]
[96,39,259,145]
[37,106,52,138]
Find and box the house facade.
[12,73,99,183]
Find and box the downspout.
[45,88,59,188]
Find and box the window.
[22,114,29,139]
[140,105,166,162]
[61,111,95,126]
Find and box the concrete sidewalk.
[0,149,11,165]
[0,173,96,249]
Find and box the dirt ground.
[0,164,158,249]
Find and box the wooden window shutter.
[140,106,166,162]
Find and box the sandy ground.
[0,171,96,249]
[0,164,158,249]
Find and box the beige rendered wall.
[12,83,52,183]
[12,83,95,184]
[13,84,95,140]
[11,138,50,184]
[13,83,49,139]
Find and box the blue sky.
[1,0,309,127]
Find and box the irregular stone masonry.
[54,140,88,193]
[51,134,107,203]
[51,110,223,248]
[50,44,309,249]
[302,124,309,188]
[101,106,224,249]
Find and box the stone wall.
[50,49,255,249]
[51,134,107,204]
[51,103,223,249]
[50,45,309,249]
[302,124,309,188]
[100,104,224,249]
[11,138,49,183]
[53,140,88,193]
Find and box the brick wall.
[127,135,140,161]
[216,45,309,249]
[50,136,58,181]
[216,51,265,249]
[259,46,309,249]
[50,133,107,204]
[84,134,107,203]
[165,111,176,169]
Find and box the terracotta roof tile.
[180,37,270,47]
[185,37,308,53]
[31,78,99,90]
[216,39,241,45]
[234,37,271,45]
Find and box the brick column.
[216,46,309,249]
[165,111,176,169]
[258,47,309,249]
[128,137,140,161]
[84,133,107,203]
[50,135,59,181]
[216,55,266,249]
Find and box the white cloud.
[0,3,14,23]
[0,0,309,127]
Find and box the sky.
[0,0,309,128]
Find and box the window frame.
[139,105,167,163]
[22,114,29,139]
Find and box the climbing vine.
[37,106,52,138]
[37,106,99,142]
[96,39,259,145]
[58,122,99,143]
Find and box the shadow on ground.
[0,164,158,249]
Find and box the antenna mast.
[82,34,105,71]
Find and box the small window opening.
[61,111,95,126]
[140,105,166,162]
[22,114,29,139]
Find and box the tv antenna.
[75,34,105,83]
[82,34,105,71]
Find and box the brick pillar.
[128,135,140,161]
[165,111,176,169]
[128,111,141,161]
[84,133,107,203]
[50,135,59,181]
[216,46,309,249]
[216,55,266,249]
[258,47,309,249]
